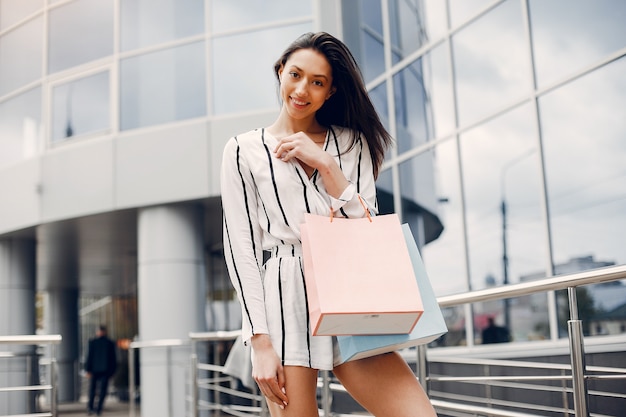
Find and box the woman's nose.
[295,80,308,95]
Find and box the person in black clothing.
[482,317,511,344]
[85,325,117,415]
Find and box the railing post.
[129,346,136,417]
[51,345,58,417]
[417,345,429,392]
[190,340,198,417]
[320,370,331,416]
[568,287,589,417]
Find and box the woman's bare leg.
[333,352,437,417]
[266,366,319,417]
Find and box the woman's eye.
[313,80,323,86]
[289,72,299,78]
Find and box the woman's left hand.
[274,131,328,169]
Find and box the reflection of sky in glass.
[211,0,311,33]
[0,0,42,31]
[421,139,467,295]
[448,0,493,27]
[423,43,455,138]
[0,15,42,96]
[120,41,206,130]
[529,0,626,88]
[120,0,204,52]
[460,103,544,289]
[51,71,109,142]
[0,87,41,169]
[453,0,530,127]
[48,0,113,74]
[394,59,429,153]
[211,24,311,115]
[540,57,626,269]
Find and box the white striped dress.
[220,126,378,370]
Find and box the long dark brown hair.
[274,32,391,178]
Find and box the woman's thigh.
[333,352,436,417]
[267,365,319,417]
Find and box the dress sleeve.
[220,137,268,344]
[329,136,379,218]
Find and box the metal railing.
[0,335,62,417]
[124,264,626,416]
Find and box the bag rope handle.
[329,194,372,223]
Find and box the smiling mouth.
[290,97,309,107]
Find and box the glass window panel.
[0,87,42,169]
[211,24,310,115]
[211,0,311,33]
[0,15,42,96]
[422,0,449,38]
[421,139,467,296]
[452,0,529,127]
[529,0,626,88]
[376,167,394,215]
[120,0,204,52]
[540,58,626,278]
[51,71,110,143]
[425,43,455,138]
[48,0,113,74]
[360,0,383,35]
[389,0,446,57]
[448,0,492,28]
[394,60,428,154]
[459,104,545,293]
[0,0,42,30]
[120,41,206,130]
[361,30,385,84]
[369,81,389,134]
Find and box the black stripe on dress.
[278,258,286,366]
[236,139,259,259]
[223,216,254,333]
[299,258,312,367]
[295,167,311,213]
[262,128,290,226]
[330,126,342,170]
[356,136,363,193]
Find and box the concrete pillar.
[0,238,37,415]
[137,203,207,417]
[42,225,80,403]
[46,288,79,402]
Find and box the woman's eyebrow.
[290,65,329,81]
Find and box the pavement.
[51,398,134,417]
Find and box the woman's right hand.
[251,334,289,409]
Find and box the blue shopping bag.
[335,224,447,364]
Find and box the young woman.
[221,32,436,417]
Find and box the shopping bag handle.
[330,195,372,223]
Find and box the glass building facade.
[1,0,625,411]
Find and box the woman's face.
[278,48,335,121]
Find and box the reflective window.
[452,0,529,127]
[394,60,428,154]
[48,0,113,74]
[460,104,545,289]
[120,41,206,130]
[359,0,384,83]
[0,15,42,96]
[425,43,455,138]
[211,24,310,115]
[376,168,394,215]
[51,71,109,143]
[388,0,446,57]
[529,0,626,88]
[211,0,311,33]
[0,87,42,169]
[121,0,204,52]
[369,82,389,136]
[540,57,626,278]
[460,104,547,341]
[448,0,493,28]
[0,0,42,30]
[421,139,467,296]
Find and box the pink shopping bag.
[301,209,423,336]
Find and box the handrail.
[0,334,61,417]
[0,335,62,345]
[436,264,626,307]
